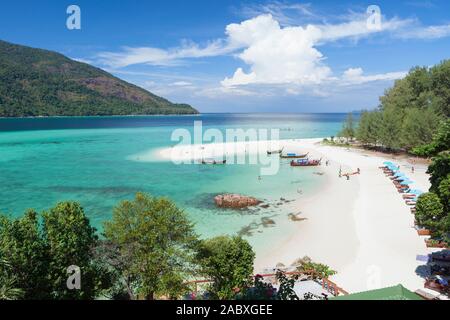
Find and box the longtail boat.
[201,159,227,165]
[290,158,322,167]
[267,148,284,155]
[280,152,309,159]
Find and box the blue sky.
[1,0,449,113]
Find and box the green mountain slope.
[0,40,198,117]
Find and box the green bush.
[415,193,445,235]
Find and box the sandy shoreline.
[255,139,433,294]
[158,138,433,294]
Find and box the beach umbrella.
[387,164,399,171]
[409,189,424,196]
[397,176,410,182]
[394,172,406,177]
[400,179,414,185]
[383,161,395,166]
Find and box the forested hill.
[0,40,198,117]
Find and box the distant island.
[0,40,198,117]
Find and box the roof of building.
[331,284,424,300]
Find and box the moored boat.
[267,148,284,155]
[200,159,227,165]
[290,158,322,167]
[280,152,309,159]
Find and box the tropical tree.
[297,261,337,280]
[437,175,450,212]
[427,151,450,194]
[442,214,450,244]
[0,210,50,299]
[357,111,371,145]
[338,113,356,142]
[430,60,450,116]
[415,193,446,235]
[379,107,403,150]
[413,119,450,157]
[352,61,449,152]
[400,108,440,151]
[42,202,106,300]
[0,258,24,300]
[197,236,255,300]
[103,192,198,300]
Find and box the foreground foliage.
[103,193,198,300]
[0,203,110,299]
[0,258,24,300]
[413,120,449,243]
[197,236,255,300]
[1,193,336,301]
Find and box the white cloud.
[341,68,407,85]
[221,14,411,88]
[93,6,450,98]
[96,9,414,70]
[318,16,413,42]
[236,1,317,26]
[397,24,450,39]
[171,81,193,87]
[222,15,331,87]
[97,39,234,68]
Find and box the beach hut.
[331,284,423,300]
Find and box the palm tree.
[0,258,24,300]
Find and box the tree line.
[414,121,449,245]
[0,193,254,300]
[338,60,449,153]
[0,193,334,300]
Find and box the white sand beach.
[158,138,434,294]
[254,139,433,294]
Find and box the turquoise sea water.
[0,114,345,251]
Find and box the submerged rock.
[288,212,307,222]
[261,217,276,227]
[214,194,262,209]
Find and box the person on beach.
[357,168,361,174]
[412,166,415,173]
[339,166,342,178]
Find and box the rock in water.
[214,194,262,209]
